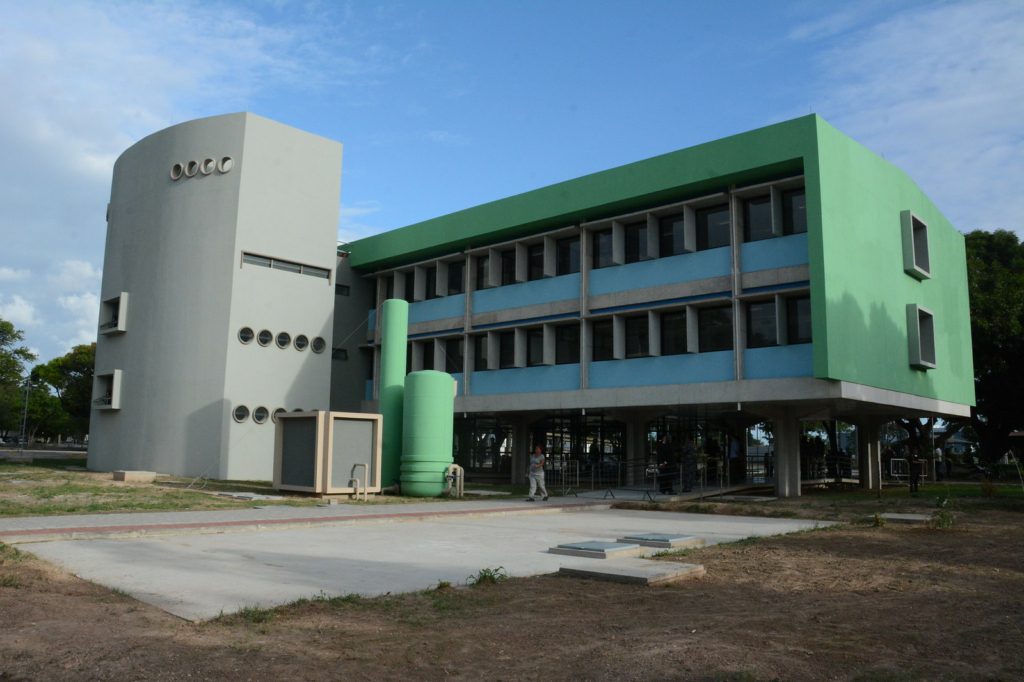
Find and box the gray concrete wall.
[90,113,342,480]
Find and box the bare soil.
[1,494,1022,681]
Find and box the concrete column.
[773,411,801,498]
[856,418,883,491]
[511,418,530,486]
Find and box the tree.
[961,230,1024,465]
[34,343,95,438]
[0,318,36,438]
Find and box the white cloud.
[55,292,100,352]
[0,267,29,282]
[338,201,388,245]
[0,295,41,327]
[48,259,102,292]
[802,0,1024,235]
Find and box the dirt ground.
[1,489,1023,681]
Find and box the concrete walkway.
[1,498,830,622]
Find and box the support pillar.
[856,418,883,492]
[773,411,801,498]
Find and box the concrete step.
[616,533,705,549]
[559,558,705,585]
[548,540,644,559]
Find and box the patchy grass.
[465,566,509,586]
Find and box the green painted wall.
[349,116,818,269]
[811,118,975,405]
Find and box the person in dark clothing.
[909,450,924,494]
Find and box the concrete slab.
[879,512,932,524]
[112,470,156,483]
[548,541,643,559]
[559,559,705,585]
[11,504,831,621]
[617,533,705,549]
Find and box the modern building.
[90,113,975,496]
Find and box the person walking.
[526,444,549,501]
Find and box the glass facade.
[746,300,777,348]
[527,243,544,281]
[500,250,516,286]
[698,305,733,351]
[556,236,580,275]
[527,327,544,366]
[624,221,648,263]
[659,213,686,256]
[743,195,773,242]
[591,319,614,361]
[782,189,807,235]
[592,229,613,269]
[661,310,687,356]
[624,315,648,358]
[555,323,579,364]
[787,296,812,344]
[498,331,515,368]
[447,261,464,295]
[473,334,488,371]
[696,204,731,251]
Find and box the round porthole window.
[238,327,255,344]
[252,406,269,424]
[294,334,309,351]
[233,405,250,422]
[276,332,291,349]
[257,329,273,346]
[311,337,326,353]
[272,408,286,423]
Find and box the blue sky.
[0,0,1021,363]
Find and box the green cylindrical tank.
[379,299,409,488]
[401,370,455,497]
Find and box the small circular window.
[272,408,286,423]
[238,327,255,344]
[294,334,309,351]
[252,406,269,424]
[257,329,273,346]
[233,405,250,422]
[311,337,326,353]
[276,332,291,349]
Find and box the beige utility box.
[273,411,382,495]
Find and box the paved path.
[2,498,831,621]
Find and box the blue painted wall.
[588,351,735,388]
[473,274,580,314]
[740,233,808,273]
[589,248,731,296]
[409,294,465,324]
[366,308,377,340]
[470,364,580,395]
[743,344,813,379]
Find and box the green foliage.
[236,605,276,624]
[961,230,1024,467]
[872,512,886,528]
[466,566,508,586]
[33,343,95,437]
[0,318,36,437]
[931,509,955,529]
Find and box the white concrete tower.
[89,113,342,479]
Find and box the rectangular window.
[242,253,331,281]
[901,210,930,279]
[624,315,649,358]
[556,236,580,275]
[746,300,777,348]
[591,319,614,361]
[907,304,936,369]
[527,328,544,366]
[475,254,490,290]
[660,310,687,356]
[445,337,464,374]
[527,244,545,281]
[335,283,350,296]
[624,221,648,263]
[498,331,515,368]
[385,275,394,300]
[402,271,415,303]
[473,335,488,371]
[447,261,464,295]
[698,305,733,352]
[421,342,434,371]
[786,296,812,344]
[659,213,686,257]
[555,323,580,364]
[424,266,437,300]
[782,189,807,235]
[743,195,773,242]
[592,229,613,269]
[696,205,731,251]
[500,249,516,286]
[332,347,348,360]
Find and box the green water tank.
[400,370,455,497]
